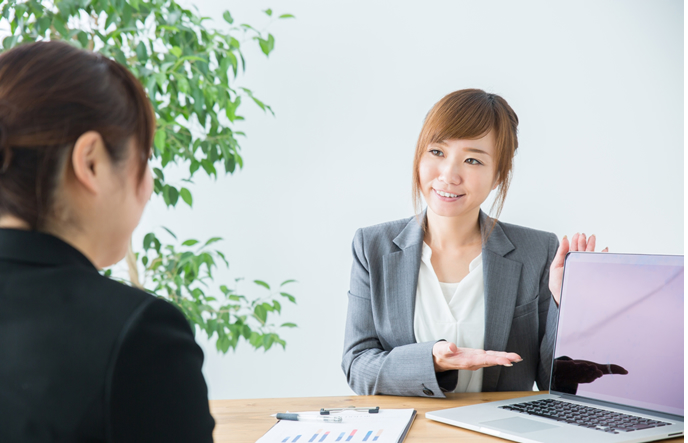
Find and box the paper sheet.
[255,409,416,443]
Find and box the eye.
[466,158,482,165]
[429,149,444,157]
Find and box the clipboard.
[256,407,417,443]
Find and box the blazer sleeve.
[108,297,215,443]
[341,228,454,397]
[536,233,560,390]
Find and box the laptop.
[426,252,684,443]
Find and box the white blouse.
[413,242,485,393]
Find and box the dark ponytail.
[0,41,155,230]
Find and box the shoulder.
[123,296,192,338]
[60,267,158,315]
[355,215,417,243]
[77,272,193,340]
[112,296,197,369]
[43,267,188,343]
[352,215,419,254]
[494,219,559,262]
[497,220,557,246]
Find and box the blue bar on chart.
[335,431,346,441]
[319,431,330,442]
[292,436,301,442]
[346,429,358,442]
[308,429,323,442]
[362,430,373,441]
[373,429,383,441]
[282,438,289,443]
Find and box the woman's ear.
[71,131,107,195]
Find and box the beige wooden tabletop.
[209,391,683,442]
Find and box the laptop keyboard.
[499,399,671,434]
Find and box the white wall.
[133,0,684,400]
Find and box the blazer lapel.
[381,216,424,347]
[479,211,523,391]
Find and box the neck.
[45,222,105,269]
[0,214,105,268]
[0,214,31,230]
[424,207,482,250]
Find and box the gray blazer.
[341,211,559,398]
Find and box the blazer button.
[422,388,434,396]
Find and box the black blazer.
[0,229,215,442]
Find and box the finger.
[570,233,580,252]
[446,349,509,370]
[593,362,629,375]
[468,354,512,369]
[586,234,596,252]
[479,353,516,368]
[436,341,459,358]
[610,364,628,375]
[598,364,628,375]
[550,235,569,269]
[602,247,609,253]
[486,350,522,362]
[578,233,587,252]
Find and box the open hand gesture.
[549,233,608,306]
[432,341,522,372]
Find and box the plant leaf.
[254,280,270,290]
[180,187,193,207]
[204,237,223,246]
[280,292,296,303]
[143,233,157,250]
[161,226,177,239]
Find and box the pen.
[273,413,343,423]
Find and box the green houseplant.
[1,0,297,353]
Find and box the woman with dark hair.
[341,89,605,398]
[0,41,215,441]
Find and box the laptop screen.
[551,252,684,417]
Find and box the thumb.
[446,342,459,354]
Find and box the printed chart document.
[256,409,417,443]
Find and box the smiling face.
[411,89,519,220]
[418,131,498,220]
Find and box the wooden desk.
[210,392,684,442]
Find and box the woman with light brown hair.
[0,41,215,441]
[341,89,604,397]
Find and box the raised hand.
[432,341,522,372]
[549,233,608,306]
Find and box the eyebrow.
[464,147,491,156]
[431,141,492,156]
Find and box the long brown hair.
[0,41,155,230]
[412,89,519,221]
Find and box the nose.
[438,158,463,186]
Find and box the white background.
[132,0,684,400]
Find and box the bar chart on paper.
[256,410,416,443]
[277,428,385,442]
